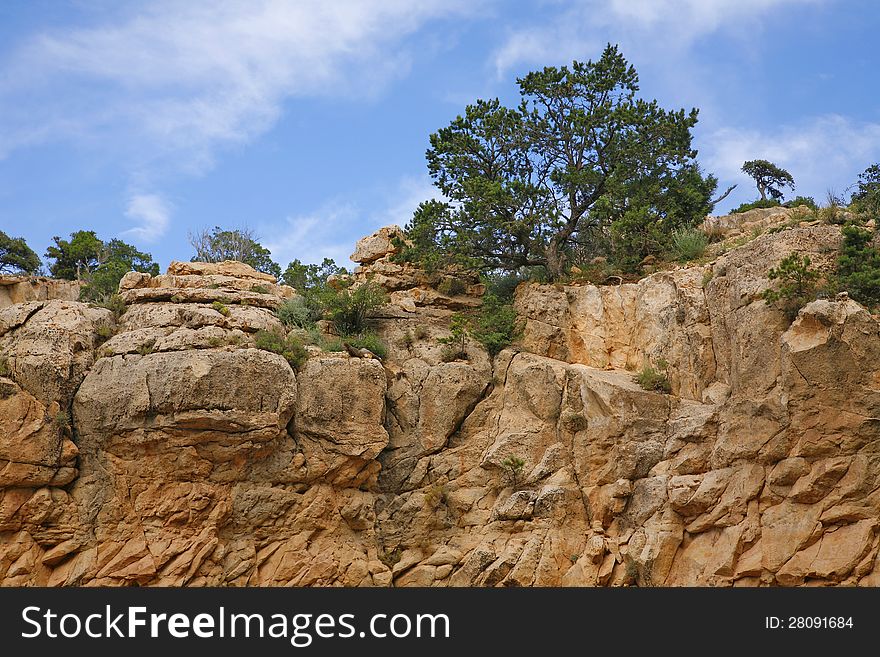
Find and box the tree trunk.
[545,239,566,281]
[758,183,767,201]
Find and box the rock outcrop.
[0,276,80,309]
[2,224,880,587]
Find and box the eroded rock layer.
[2,224,880,587]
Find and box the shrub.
[90,293,127,319]
[438,313,469,361]
[482,272,526,302]
[396,330,415,350]
[500,455,527,488]
[322,338,345,352]
[378,547,402,570]
[636,359,671,393]
[784,196,818,210]
[437,277,467,296]
[837,225,880,309]
[277,297,314,328]
[54,411,71,432]
[414,325,429,340]
[211,300,230,317]
[470,294,522,357]
[0,356,9,377]
[170,294,185,303]
[669,227,708,262]
[254,330,308,369]
[763,253,820,321]
[136,340,156,356]
[250,284,270,295]
[94,324,114,345]
[850,164,880,218]
[344,332,388,360]
[424,483,448,509]
[728,198,781,215]
[314,281,388,335]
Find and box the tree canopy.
[851,163,880,217]
[189,226,281,278]
[0,231,41,274]
[399,44,717,277]
[741,159,795,201]
[45,231,159,299]
[280,257,346,290]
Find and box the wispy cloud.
[121,193,172,242]
[492,0,826,76]
[261,174,445,268]
[1,1,480,176]
[262,202,361,269]
[701,115,880,204]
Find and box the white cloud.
[492,0,825,76]
[701,115,880,205]
[1,0,481,174]
[121,193,171,242]
[378,174,446,228]
[262,202,361,270]
[261,174,445,269]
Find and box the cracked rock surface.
[2,223,880,587]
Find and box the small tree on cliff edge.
[742,159,795,201]
[398,44,717,278]
[189,226,281,278]
[0,231,41,274]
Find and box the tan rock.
[350,225,405,264]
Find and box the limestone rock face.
[4,223,880,587]
[0,276,81,309]
[350,225,405,264]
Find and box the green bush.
[54,411,71,432]
[94,324,114,345]
[254,330,308,369]
[211,300,230,317]
[763,253,820,321]
[669,227,708,262]
[500,455,527,488]
[344,332,388,359]
[636,359,671,393]
[728,199,781,215]
[437,277,467,296]
[469,294,522,357]
[311,281,388,335]
[482,272,527,302]
[837,225,880,308]
[277,297,315,328]
[90,293,127,319]
[784,196,818,210]
[850,164,880,219]
[250,284,270,295]
[438,313,469,361]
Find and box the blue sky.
[1,0,879,271]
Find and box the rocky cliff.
[2,209,879,587]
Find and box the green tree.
[741,159,795,201]
[189,226,281,278]
[280,257,346,290]
[763,253,820,321]
[850,163,880,217]
[45,231,159,300]
[837,225,880,308]
[45,230,103,280]
[400,44,716,278]
[0,231,41,274]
